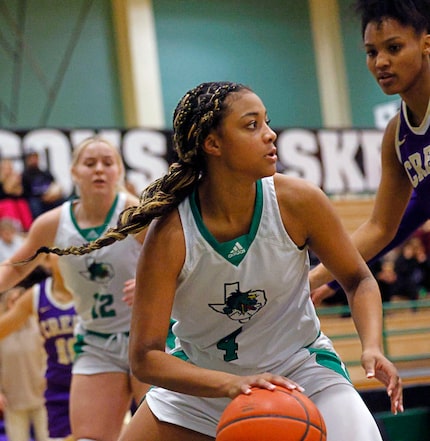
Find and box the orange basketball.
[216,386,326,441]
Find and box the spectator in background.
[370,252,398,304]
[0,159,32,231]
[0,287,49,441]
[21,150,64,219]
[0,219,25,263]
[413,220,430,255]
[411,221,430,293]
[394,236,429,301]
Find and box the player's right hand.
[229,373,304,399]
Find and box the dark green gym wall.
[0,0,123,128]
[0,0,398,130]
[152,0,321,128]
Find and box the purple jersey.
[327,103,430,292]
[396,100,430,214]
[35,277,77,438]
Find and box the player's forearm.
[351,219,397,264]
[131,348,238,398]
[347,277,384,352]
[309,263,334,290]
[0,260,31,292]
[310,221,397,292]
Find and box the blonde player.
[0,136,148,441]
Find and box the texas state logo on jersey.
[79,257,115,284]
[209,281,267,323]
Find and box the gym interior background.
[1,2,429,440]
[0,0,398,130]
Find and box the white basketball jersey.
[174,176,322,375]
[54,193,141,334]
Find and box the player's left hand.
[361,350,403,415]
[122,278,136,306]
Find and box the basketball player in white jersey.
[33,82,403,440]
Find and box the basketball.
[216,386,327,441]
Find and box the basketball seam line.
[217,414,325,432]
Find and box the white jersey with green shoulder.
[174,176,323,375]
[54,192,141,334]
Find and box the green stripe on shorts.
[166,319,177,351]
[308,347,352,382]
[74,333,85,356]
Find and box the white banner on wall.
[0,128,383,197]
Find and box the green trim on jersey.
[166,319,177,351]
[171,349,189,362]
[308,347,352,383]
[190,180,263,266]
[70,194,119,241]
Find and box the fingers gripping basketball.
[216,386,327,441]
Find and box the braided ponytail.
[23,81,250,261]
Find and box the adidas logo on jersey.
[228,242,246,259]
[85,229,99,240]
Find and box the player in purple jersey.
[310,0,430,301]
[0,255,76,440]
